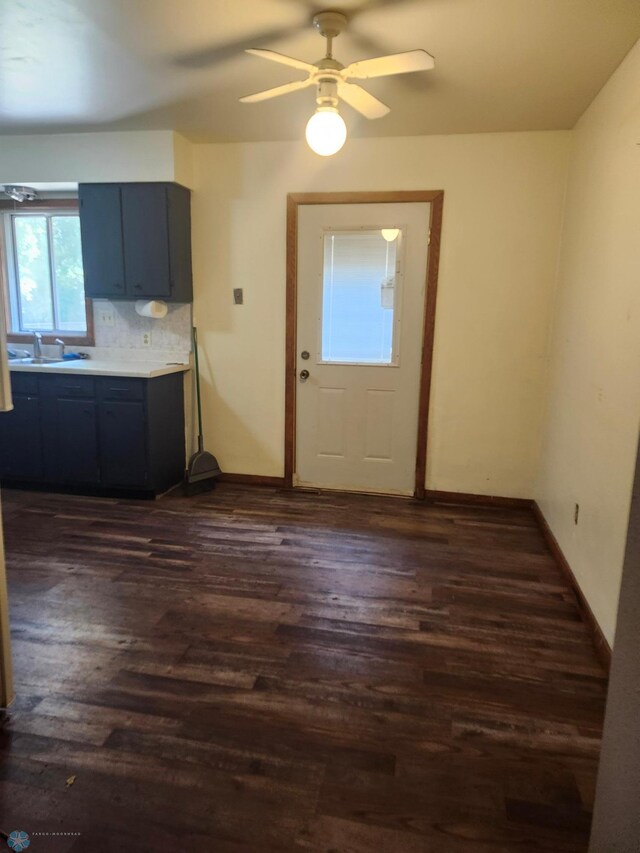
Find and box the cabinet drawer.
[10,372,39,395]
[54,375,95,398]
[98,377,145,402]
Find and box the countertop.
[9,360,190,379]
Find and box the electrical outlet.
[99,306,115,327]
[142,331,152,348]
[574,503,580,525]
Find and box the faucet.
[7,348,30,360]
[33,331,42,358]
[54,338,65,358]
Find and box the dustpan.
[186,326,221,490]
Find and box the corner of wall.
[533,38,640,648]
[532,130,575,499]
[173,133,196,190]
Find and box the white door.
[295,202,430,495]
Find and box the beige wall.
[191,131,570,494]
[0,130,182,184]
[536,41,640,646]
[0,126,571,497]
[173,132,196,190]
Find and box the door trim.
[285,190,445,498]
[0,493,14,708]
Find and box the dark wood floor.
[0,484,607,852]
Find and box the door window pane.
[321,230,399,364]
[13,216,54,330]
[52,216,87,332]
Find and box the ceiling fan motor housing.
[312,11,348,40]
[316,78,339,108]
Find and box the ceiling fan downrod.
[312,12,348,107]
[313,11,348,61]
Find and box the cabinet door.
[100,401,148,487]
[146,373,186,492]
[55,398,100,484]
[79,184,126,299]
[0,395,43,480]
[121,184,171,298]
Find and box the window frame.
[0,199,94,347]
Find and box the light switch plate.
[233,288,243,305]
[99,306,116,327]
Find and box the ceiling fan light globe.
[305,107,347,156]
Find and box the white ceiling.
[1,0,639,143]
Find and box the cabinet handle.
[61,385,82,391]
[134,284,142,290]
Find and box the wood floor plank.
[0,483,606,850]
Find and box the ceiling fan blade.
[240,78,313,104]
[246,48,316,74]
[344,49,435,80]
[338,81,390,119]
[173,26,301,69]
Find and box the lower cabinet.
[0,371,186,495]
[100,400,148,487]
[0,393,44,481]
[55,398,101,485]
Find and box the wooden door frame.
[0,501,13,708]
[285,190,445,499]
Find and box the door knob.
[299,369,310,381]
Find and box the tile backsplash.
[93,300,192,354]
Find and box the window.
[1,206,92,342]
[320,229,402,365]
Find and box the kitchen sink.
[9,357,65,365]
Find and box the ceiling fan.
[239,10,435,156]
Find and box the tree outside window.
[5,211,87,335]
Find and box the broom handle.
[193,326,204,452]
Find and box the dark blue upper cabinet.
[79,182,193,302]
[79,184,126,299]
[166,183,193,301]
[122,184,171,299]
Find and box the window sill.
[7,332,94,347]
